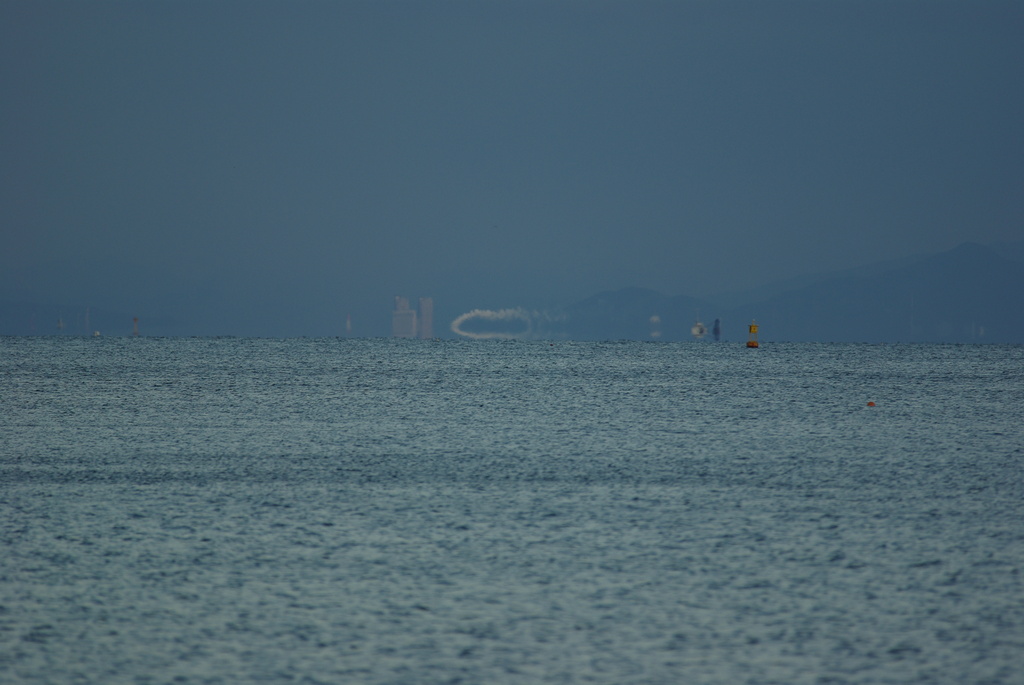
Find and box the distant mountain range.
[557,242,1024,343]
[3,241,1022,342]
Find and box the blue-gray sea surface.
[2,338,1023,684]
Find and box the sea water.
[2,337,1022,684]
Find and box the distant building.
[418,297,433,339]
[392,297,417,338]
[391,294,436,337]
[392,295,434,338]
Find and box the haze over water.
[2,338,1023,683]
[4,2,1022,337]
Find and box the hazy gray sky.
[3,0,1022,336]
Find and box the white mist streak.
[450,308,532,339]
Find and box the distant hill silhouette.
[559,242,1024,343]
[725,242,1023,343]
[4,242,1022,341]
[560,287,715,341]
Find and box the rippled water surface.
[2,338,1023,683]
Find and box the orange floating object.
[867,401,876,407]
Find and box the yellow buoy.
[746,321,759,348]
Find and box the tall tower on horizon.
[418,297,433,339]
[392,296,417,338]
